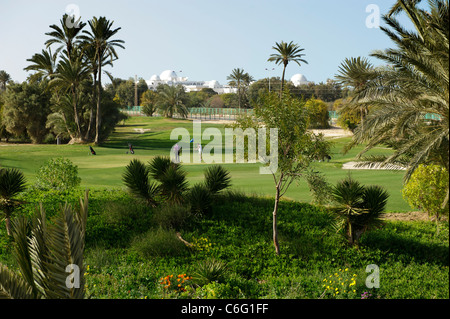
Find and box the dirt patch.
[381,211,447,222]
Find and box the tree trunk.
[5,214,12,236]
[72,88,83,140]
[94,56,102,145]
[85,71,97,141]
[280,63,287,94]
[272,185,281,255]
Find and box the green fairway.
[0,116,410,211]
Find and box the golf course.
[0,116,410,212]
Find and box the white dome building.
[146,70,237,94]
[290,74,309,86]
[160,70,178,82]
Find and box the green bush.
[402,164,449,220]
[35,157,81,191]
[152,203,192,230]
[131,227,187,258]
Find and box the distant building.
[290,74,310,86]
[146,70,237,94]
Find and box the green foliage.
[331,176,389,245]
[152,203,191,230]
[0,168,27,235]
[122,159,158,207]
[131,227,187,258]
[0,190,88,299]
[35,157,81,191]
[402,164,449,218]
[204,165,232,195]
[187,183,213,216]
[305,97,330,128]
[1,81,52,143]
[191,258,227,286]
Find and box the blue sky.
[1,0,402,85]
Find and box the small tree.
[234,90,330,254]
[402,164,449,222]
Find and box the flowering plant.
[320,268,358,299]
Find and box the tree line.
[0,14,126,145]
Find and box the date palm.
[334,56,376,130]
[346,0,449,212]
[45,14,86,62]
[24,49,58,83]
[0,168,27,236]
[267,41,308,93]
[156,84,188,118]
[48,55,91,141]
[0,70,11,91]
[227,68,250,110]
[81,16,125,145]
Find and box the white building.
[290,74,310,86]
[146,70,237,94]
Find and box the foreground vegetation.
[0,187,448,299]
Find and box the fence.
[121,106,441,122]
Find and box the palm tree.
[45,14,86,62]
[0,70,11,91]
[331,177,389,246]
[148,156,188,204]
[122,159,159,207]
[267,41,308,93]
[227,68,247,110]
[0,191,88,298]
[345,0,449,210]
[81,16,125,145]
[334,57,376,130]
[49,55,91,141]
[24,49,58,83]
[156,84,188,118]
[0,168,27,236]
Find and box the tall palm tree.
[49,55,91,141]
[45,14,86,62]
[267,41,308,93]
[24,48,58,83]
[156,84,188,118]
[81,16,125,145]
[334,57,376,129]
[0,168,27,236]
[346,0,449,208]
[0,70,11,91]
[227,68,248,110]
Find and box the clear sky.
[1,0,403,85]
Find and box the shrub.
[305,98,330,128]
[331,177,389,246]
[402,164,449,220]
[35,157,81,191]
[131,227,187,257]
[152,203,191,230]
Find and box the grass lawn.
[0,116,410,211]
